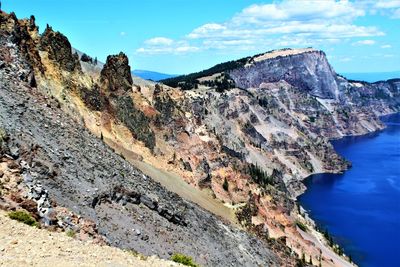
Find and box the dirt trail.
[0,211,179,267]
[105,138,239,227]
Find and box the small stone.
[9,146,20,159]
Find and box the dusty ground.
[0,211,180,267]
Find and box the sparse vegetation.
[126,249,148,261]
[115,96,156,150]
[222,177,229,191]
[8,210,38,227]
[296,220,308,232]
[80,53,94,64]
[66,229,75,238]
[79,85,107,111]
[171,253,199,267]
[161,57,250,89]
[314,224,348,257]
[246,163,274,187]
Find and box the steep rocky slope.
[2,10,398,267]
[0,211,180,267]
[0,11,289,267]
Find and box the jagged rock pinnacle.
[100,52,133,92]
[39,25,81,72]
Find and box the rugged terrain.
[0,11,288,267]
[0,211,180,267]
[1,10,399,267]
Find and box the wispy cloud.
[381,44,392,49]
[145,37,174,46]
[374,0,400,9]
[352,39,376,46]
[339,57,353,62]
[136,39,199,55]
[370,0,400,19]
[137,0,387,55]
[392,8,400,18]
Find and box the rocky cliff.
[230,49,340,99]
[0,11,290,267]
[2,10,398,267]
[100,52,133,93]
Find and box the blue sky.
[3,0,400,74]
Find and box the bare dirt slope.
[0,211,180,267]
[105,138,238,226]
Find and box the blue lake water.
[299,113,400,267]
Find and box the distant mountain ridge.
[341,71,400,83]
[132,69,178,81]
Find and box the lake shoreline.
[298,112,400,267]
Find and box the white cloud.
[352,39,376,46]
[392,8,400,18]
[339,57,353,62]
[138,0,387,55]
[187,23,226,39]
[120,32,126,36]
[381,44,392,49]
[145,37,174,46]
[137,39,200,55]
[383,54,395,58]
[235,0,365,24]
[371,0,400,18]
[374,0,400,9]
[175,46,200,53]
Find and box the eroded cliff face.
[230,49,340,99]
[0,12,291,267]
[2,10,398,267]
[229,48,399,139]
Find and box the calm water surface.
[299,113,400,267]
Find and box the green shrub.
[66,230,75,238]
[171,253,199,267]
[246,163,274,187]
[295,220,308,232]
[8,210,38,227]
[222,177,229,191]
[126,249,148,261]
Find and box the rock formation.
[100,52,133,92]
[229,49,340,99]
[39,25,81,72]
